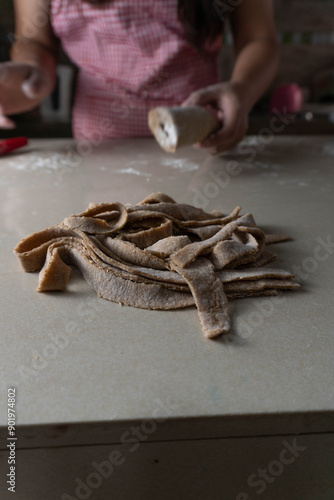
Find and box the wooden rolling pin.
[148,106,221,153]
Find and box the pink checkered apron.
[51,0,221,139]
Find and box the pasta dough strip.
[14,193,299,339]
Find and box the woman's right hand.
[0,62,53,129]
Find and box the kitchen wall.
[221,0,334,87]
[275,0,334,85]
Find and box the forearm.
[230,38,280,111]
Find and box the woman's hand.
[0,62,53,129]
[182,82,249,155]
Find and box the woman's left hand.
[182,82,249,155]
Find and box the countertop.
[0,136,333,450]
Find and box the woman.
[0,0,279,154]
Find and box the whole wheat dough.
[14,193,299,338]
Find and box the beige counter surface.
[0,136,333,450]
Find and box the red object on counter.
[270,84,304,115]
[0,137,29,156]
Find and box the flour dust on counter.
[5,150,77,173]
[14,193,299,339]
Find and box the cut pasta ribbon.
[14,193,299,339]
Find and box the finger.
[21,68,46,99]
[182,85,220,108]
[207,132,245,155]
[0,104,16,129]
[200,106,245,149]
[199,125,235,149]
[0,62,30,86]
[208,142,238,156]
[198,119,247,154]
[0,114,16,129]
[0,65,9,84]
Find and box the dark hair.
[82,0,223,49]
[178,0,223,49]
